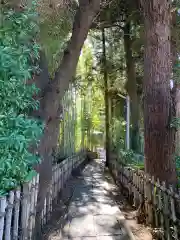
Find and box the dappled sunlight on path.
[43,159,133,240]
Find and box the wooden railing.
[109,159,180,240]
[0,151,86,240]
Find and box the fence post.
[157,179,165,240]
[4,191,14,240]
[29,178,37,240]
[140,171,144,205]
[126,167,129,198]
[169,186,178,240]
[52,168,55,200]
[128,168,133,203]
[145,173,153,225]
[0,197,6,240]
[162,182,170,240]
[13,188,21,240]
[21,183,30,240]
[49,182,53,217]
[133,170,138,208]
[152,176,158,228]
[43,197,47,226]
[122,162,125,185]
[58,165,61,193]
[137,169,140,205]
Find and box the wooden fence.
[0,151,86,240]
[109,159,180,240]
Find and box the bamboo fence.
[109,159,180,240]
[0,151,85,240]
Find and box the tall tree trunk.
[102,28,110,167]
[32,1,101,237]
[141,0,177,184]
[171,4,179,156]
[176,87,180,154]
[124,21,140,153]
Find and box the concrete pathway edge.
[103,168,136,240]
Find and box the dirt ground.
[120,203,154,240]
[104,168,154,240]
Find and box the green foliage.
[89,29,126,94]
[173,58,180,84]
[117,149,135,164]
[175,156,180,183]
[40,9,74,77]
[170,117,180,129]
[0,4,43,195]
[111,117,126,152]
[76,43,105,149]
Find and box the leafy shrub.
[0,4,43,195]
[117,149,135,164]
[117,148,144,169]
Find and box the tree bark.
[102,28,110,167]
[176,87,180,154]
[124,21,140,153]
[171,4,180,156]
[32,1,101,237]
[141,0,177,184]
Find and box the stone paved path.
[45,159,133,240]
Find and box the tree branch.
[43,0,101,119]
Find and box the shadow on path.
[43,159,132,240]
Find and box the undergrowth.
[0,2,43,195]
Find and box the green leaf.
[0,3,43,194]
[24,170,37,182]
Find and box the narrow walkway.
[44,160,133,240]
